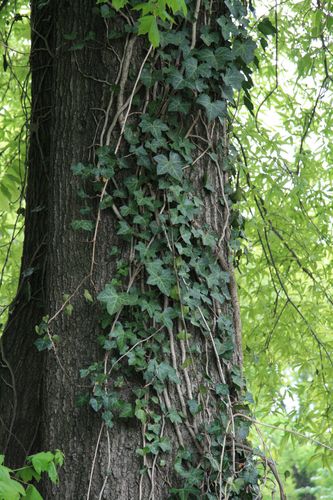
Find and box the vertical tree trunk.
[1,1,258,498]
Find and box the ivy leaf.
[97,285,137,316]
[217,15,240,40]
[183,57,198,79]
[232,38,257,64]
[71,220,93,232]
[166,67,186,89]
[188,399,201,415]
[140,116,169,138]
[196,94,227,122]
[34,337,52,352]
[158,437,172,452]
[168,96,191,114]
[216,383,229,397]
[223,64,245,90]
[200,28,220,46]
[157,362,180,384]
[146,260,174,295]
[154,152,184,181]
[119,402,134,418]
[168,409,183,423]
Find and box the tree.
[0,0,261,498]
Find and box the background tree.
[0,0,261,498]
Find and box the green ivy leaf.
[157,362,180,384]
[71,220,93,232]
[223,64,245,90]
[196,94,227,121]
[119,402,134,418]
[168,409,183,423]
[34,337,52,352]
[154,152,184,181]
[97,285,137,316]
[140,116,169,138]
[183,57,198,79]
[146,260,174,296]
[232,38,257,64]
[166,68,186,90]
[168,96,191,114]
[187,399,201,415]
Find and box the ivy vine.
[36,0,267,497]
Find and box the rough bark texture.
[1,1,243,498]
[0,0,52,464]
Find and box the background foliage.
[1,0,333,497]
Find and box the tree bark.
[0,1,254,498]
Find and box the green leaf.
[146,260,174,296]
[25,484,43,500]
[257,18,277,37]
[119,402,133,418]
[47,461,58,483]
[71,220,93,232]
[0,472,26,498]
[166,68,186,89]
[158,437,172,452]
[135,408,147,423]
[183,57,198,79]
[97,285,137,316]
[138,16,160,47]
[216,383,229,396]
[154,152,184,181]
[140,116,169,138]
[34,337,52,351]
[196,94,227,121]
[223,64,245,90]
[29,451,54,475]
[188,399,201,415]
[168,96,191,114]
[157,362,180,384]
[167,409,183,423]
[232,38,257,64]
[84,289,94,303]
[111,0,128,10]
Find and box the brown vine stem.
[99,35,130,147]
[163,297,202,449]
[86,422,105,500]
[149,416,165,500]
[87,34,152,480]
[217,252,243,369]
[90,44,153,279]
[48,275,89,324]
[97,427,111,500]
[191,0,202,50]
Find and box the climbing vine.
[34,0,274,497]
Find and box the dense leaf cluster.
[67,0,261,497]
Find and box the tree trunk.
[1,1,258,498]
